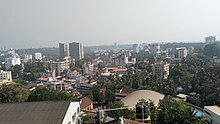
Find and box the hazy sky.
[1,0,220,49]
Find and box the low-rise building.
[204,106,220,124]
[80,96,93,111]
[0,70,12,85]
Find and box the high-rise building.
[5,57,21,70]
[148,43,161,56]
[205,36,216,44]
[176,47,187,59]
[69,42,84,60]
[133,44,139,53]
[59,43,69,59]
[152,61,169,80]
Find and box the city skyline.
[1,0,220,49]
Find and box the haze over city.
[1,0,220,49]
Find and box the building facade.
[176,47,187,59]
[152,61,169,79]
[148,43,161,56]
[59,43,69,59]
[34,52,42,60]
[0,70,12,85]
[69,42,84,60]
[5,57,21,70]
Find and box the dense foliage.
[28,87,78,101]
[0,84,28,103]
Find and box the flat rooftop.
[204,106,220,116]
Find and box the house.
[0,101,80,124]
[80,96,93,111]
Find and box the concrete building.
[148,43,161,56]
[50,61,70,76]
[0,70,12,85]
[59,43,69,59]
[83,62,94,75]
[152,61,169,79]
[205,36,216,44]
[69,42,84,60]
[34,52,42,60]
[133,44,139,53]
[5,56,21,70]
[0,101,80,124]
[24,54,33,62]
[77,83,94,95]
[176,47,187,59]
[204,106,220,124]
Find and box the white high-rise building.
[5,57,21,70]
[34,52,42,60]
[176,47,187,59]
[59,43,69,59]
[0,70,12,85]
[69,42,84,60]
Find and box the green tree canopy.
[0,83,28,103]
[28,87,78,101]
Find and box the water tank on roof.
[136,102,149,120]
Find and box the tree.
[157,100,200,124]
[28,87,78,101]
[0,83,28,103]
[108,101,135,120]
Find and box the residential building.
[24,54,32,62]
[152,61,169,79]
[77,83,94,95]
[133,44,139,53]
[176,47,187,59]
[0,101,80,124]
[59,43,69,59]
[204,106,220,124]
[83,62,94,75]
[50,60,70,76]
[5,56,21,70]
[0,70,12,85]
[205,36,216,44]
[34,52,42,60]
[148,43,161,56]
[80,96,93,111]
[69,42,84,60]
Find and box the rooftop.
[0,101,74,124]
[121,90,165,107]
[204,106,220,116]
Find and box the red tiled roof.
[80,96,93,110]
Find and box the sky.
[0,0,220,49]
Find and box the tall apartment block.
[59,43,69,59]
[69,42,84,60]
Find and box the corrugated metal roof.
[0,101,71,124]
